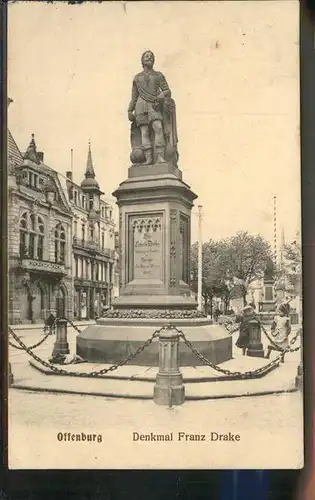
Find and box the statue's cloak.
[130,97,179,166]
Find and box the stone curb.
[9,383,298,401]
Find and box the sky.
[8,1,301,247]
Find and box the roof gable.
[8,129,23,167]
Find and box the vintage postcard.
[7,0,303,469]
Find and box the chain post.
[154,325,185,406]
[247,319,264,358]
[52,318,70,358]
[8,362,14,387]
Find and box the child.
[235,305,255,355]
[265,304,291,362]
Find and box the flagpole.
[197,205,203,312]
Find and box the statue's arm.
[158,72,171,99]
[128,79,138,112]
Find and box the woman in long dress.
[265,303,291,362]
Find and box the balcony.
[20,258,67,276]
[72,237,115,259]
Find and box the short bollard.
[8,362,14,387]
[295,362,303,390]
[52,318,70,357]
[295,329,303,390]
[247,319,264,358]
[153,327,185,406]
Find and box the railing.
[72,237,115,258]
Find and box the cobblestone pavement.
[8,323,303,470]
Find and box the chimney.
[37,151,44,162]
[66,171,73,180]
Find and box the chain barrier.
[8,323,55,351]
[65,318,83,335]
[168,324,283,379]
[8,325,163,378]
[258,320,301,353]
[221,316,301,352]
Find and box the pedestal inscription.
[129,216,163,282]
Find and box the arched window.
[19,213,28,258]
[37,217,44,260]
[19,212,46,260]
[29,214,36,258]
[54,223,66,264]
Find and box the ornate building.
[66,143,116,320]
[8,106,117,324]
[8,132,74,324]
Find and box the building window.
[90,227,94,240]
[82,196,86,209]
[74,191,78,205]
[95,263,99,281]
[19,212,45,260]
[75,257,78,277]
[74,220,77,237]
[19,213,28,258]
[89,195,94,211]
[82,224,85,242]
[101,232,105,249]
[54,223,66,264]
[37,217,44,260]
[109,209,112,220]
[101,207,105,218]
[109,263,112,284]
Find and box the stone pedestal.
[76,162,233,366]
[247,319,264,358]
[52,319,70,357]
[112,162,197,309]
[154,327,185,406]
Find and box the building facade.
[8,114,117,324]
[66,143,116,320]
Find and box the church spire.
[81,140,100,191]
[85,140,96,179]
[23,133,40,164]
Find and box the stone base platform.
[76,318,232,366]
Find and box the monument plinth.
[112,162,197,310]
[76,50,232,366]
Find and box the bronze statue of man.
[128,50,178,166]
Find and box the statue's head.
[141,50,155,69]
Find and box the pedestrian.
[214,308,221,322]
[45,313,56,335]
[235,305,255,355]
[265,304,291,362]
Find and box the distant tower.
[273,195,277,269]
[80,140,104,212]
